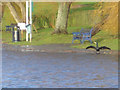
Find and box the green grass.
[2,2,98,31]
[2,5,16,31]
[72,30,119,50]
[2,27,119,50]
[33,2,58,16]
[72,2,97,5]
[2,26,90,45]
[2,2,118,50]
[70,5,95,14]
[2,28,72,45]
[70,2,97,14]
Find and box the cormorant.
[86,42,111,54]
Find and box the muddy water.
[2,49,118,88]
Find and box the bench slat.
[72,28,93,44]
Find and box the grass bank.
[2,27,118,50]
[72,30,119,50]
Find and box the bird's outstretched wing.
[99,46,111,50]
[86,46,96,50]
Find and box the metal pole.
[26,0,29,41]
[30,0,32,25]
[12,26,15,42]
[26,1,28,25]
[30,0,32,42]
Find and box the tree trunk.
[7,2,21,23]
[15,2,26,22]
[65,2,72,31]
[92,14,109,36]
[53,2,72,34]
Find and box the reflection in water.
[2,49,118,88]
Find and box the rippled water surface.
[2,49,118,88]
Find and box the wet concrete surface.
[2,44,118,55]
[2,49,118,88]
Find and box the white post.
[26,0,29,41]
[30,0,32,25]
[30,0,32,42]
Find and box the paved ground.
[2,44,118,55]
[2,48,118,88]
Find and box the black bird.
[86,42,111,54]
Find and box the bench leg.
[72,38,74,44]
[80,40,81,43]
[83,40,85,44]
[80,39,84,44]
[81,37,85,44]
[89,38,92,44]
[80,39,83,44]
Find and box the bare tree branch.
[7,2,21,23]
[15,2,26,22]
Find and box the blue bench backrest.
[80,28,93,36]
[89,28,93,37]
